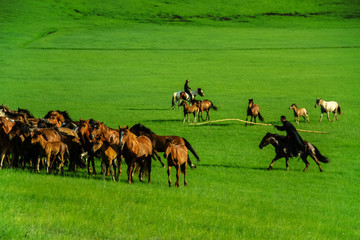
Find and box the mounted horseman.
[274,115,305,157]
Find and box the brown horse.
[289,104,309,124]
[78,119,98,174]
[92,139,118,181]
[163,139,188,187]
[0,117,16,168]
[31,131,69,174]
[259,133,329,172]
[90,121,124,175]
[192,99,218,121]
[180,101,199,123]
[130,123,199,168]
[119,126,153,184]
[246,99,264,126]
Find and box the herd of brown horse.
[0,105,199,187]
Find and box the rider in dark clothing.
[184,79,193,100]
[274,115,305,157]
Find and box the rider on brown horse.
[274,115,305,157]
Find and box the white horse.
[315,98,342,122]
[171,88,204,109]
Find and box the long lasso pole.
[189,119,329,134]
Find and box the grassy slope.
[0,1,360,239]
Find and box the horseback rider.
[184,79,193,100]
[274,115,305,157]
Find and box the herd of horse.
[0,105,201,187]
[0,94,342,185]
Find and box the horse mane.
[130,123,155,135]
[266,132,287,142]
[44,110,72,122]
[17,108,34,118]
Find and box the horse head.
[289,104,297,110]
[315,98,322,108]
[119,126,130,149]
[197,88,204,97]
[259,132,275,149]
[163,138,175,159]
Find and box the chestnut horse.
[163,139,188,187]
[315,98,342,122]
[192,99,218,121]
[259,133,329,172]
[246,99,264,126]
[119,126,153,184]
[130,123,199,168]
[92,139,118,181]
[77,119,98,174]
[180,101,199,123]
[172,88,204,109]
[289,104,309,124]
[31,131,69,174]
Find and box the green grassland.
[1,0,360,239]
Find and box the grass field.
[1,1,360,239]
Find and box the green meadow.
[1,1,360,239]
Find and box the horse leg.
[285,157,289,171]
[268,156,281,170]
[184,162,188,186]
[309,154,323,172]
[176,164,180,187]
[193,112,196,123]
[147,156,152,184]
[301,155,310,172]
[153,150,165,167]
[101,161,107,180]
[327,111,331,122]
[167,165,172,187]
[334,110,338,121]
[320,112,323,122]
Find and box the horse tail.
[181,162,186,174]
[313,144,330,163]
[182,137,200,161]
[337,105,343,115]
[210,102,218,111]
[258,112,264,122]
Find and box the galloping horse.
[259,133,329,172]
[192,99,218,121]
[119,126,154,184]
[245,99,264,126]
[163,139,188,187]
[130,123,199,168]
[289,104,309,124]
[315,98,342,122]
[172,88,204,109]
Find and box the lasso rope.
[189,118,329,134]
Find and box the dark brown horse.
[259,133,329,172]
[119,126,153,184]
[246,99,264,126]
[130,123,199,169]
[163,139,188,187]
[192,99,218,121]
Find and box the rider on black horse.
[274,115,305,157]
